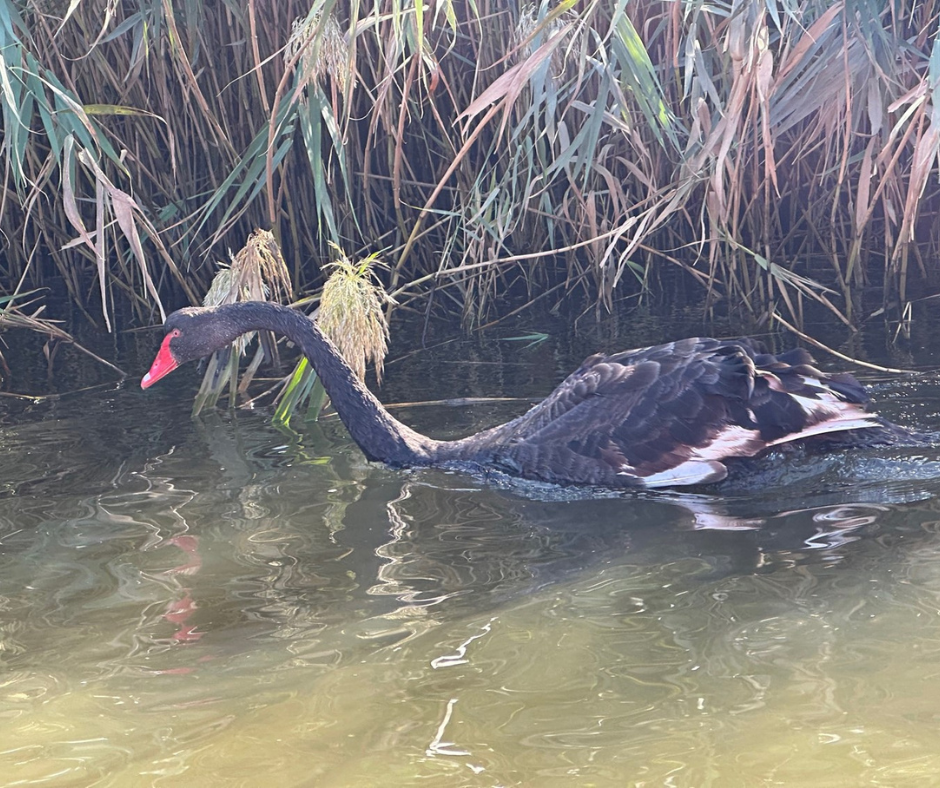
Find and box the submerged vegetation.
[2,0,940,338]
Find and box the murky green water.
[4,322,940,786]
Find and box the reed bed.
[1,0,939,334]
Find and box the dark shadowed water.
[4,317,940,786]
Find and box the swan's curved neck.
[226,303,442,465]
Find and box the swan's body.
[142,302,903,488]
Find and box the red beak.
[141,333,180,389]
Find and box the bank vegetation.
[1,0,939,336]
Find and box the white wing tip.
[625,460,729,488]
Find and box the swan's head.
[141,306,248,388]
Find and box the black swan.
[141,302,907,488]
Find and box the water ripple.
[2,357,940,785]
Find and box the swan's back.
[448,337,882,488]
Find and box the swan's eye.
[169,328,181,339]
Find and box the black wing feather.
[456,337,873,488]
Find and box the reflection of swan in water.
[118,406,940,657]
[658,493,889,562]
[350,451,940,644]
[624,440,940,556]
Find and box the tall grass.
[2,0,939,333]
[190,229,292,414]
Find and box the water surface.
[3,322,940,786]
